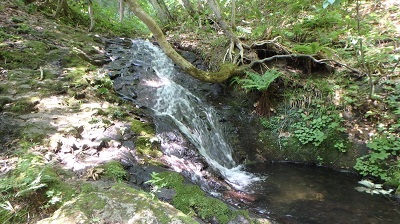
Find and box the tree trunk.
[125,0,239,83]
[231,0,236,29]
[206,0,243,63]
[148,0,173,25]
[119,0,124,22]
[181,0,196,17]
[88,0,95,31]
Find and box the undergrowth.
[0,154,75,223]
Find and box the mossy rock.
[0,40,49,69]
[101,160,127,182]
[154,172,250,224]
[130,118,156,136]
[38,183,197,224]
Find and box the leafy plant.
[293,42,334,57]
[232,69,281,92]
[145,172,166,198]
[260,116,281,130]
[334,141,347,153]
[292,108,345,147]
[354,132,400,185]
[0,154,75,223]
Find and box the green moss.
[71,192,108,214]
[135,136,162,158]
[101,161,127,182]
[127,118,162,160]
[80,183,98,193]
[61,52,89,68]
[8,98,36,114]
[0,40,49,69]
[109,183,196,224]
[130,119,156,136]
[153,172,247,224]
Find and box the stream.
[105,38,400,223]
[247,163,400,223]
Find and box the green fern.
[233,69,281,92]
[293,42,334,57]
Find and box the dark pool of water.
[246,163,400,224]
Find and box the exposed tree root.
[224,38,245,65]
[248,53,361,75]
[250,36,290,54]
[242,37,362,75]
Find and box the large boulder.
[38,183,197,224]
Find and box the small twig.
[39,66,44,80]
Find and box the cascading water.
[124,39,260,189]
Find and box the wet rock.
[127,164,167,190]
[156,188,176,202]
[178,50,197,64]
[97,139,109,150]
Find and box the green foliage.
[147,172,248,224]
[92,77,113,96]
[354,81,400,186]
[0,154,75,223]
[293,42,334,57]
[0,29,13,42]
[87,1,149,36]
[384,81,400,116]
[292,107,346,148]
[101,161,127,182]
[260,116,281,130]
[354,131,400,186]
[145,172,167,198]
[232,69,281,92]
[334,141,347,153]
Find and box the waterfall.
[127,39,261,189]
